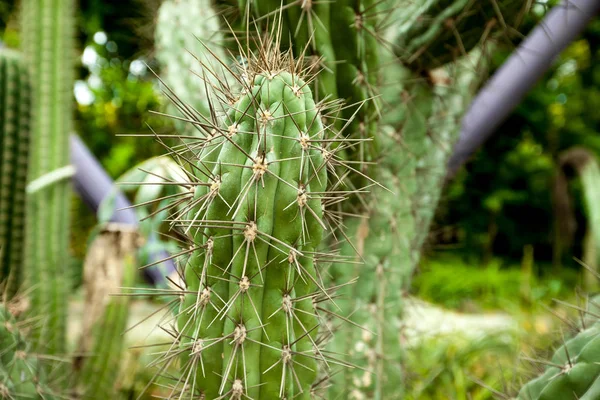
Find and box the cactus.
[516,295,600,400]
[0,49,31,298]
[20,0,75,356]
[149,1,519,398]
[517,321,600,399]
[326,50,487,399]
[0,303,57,399]
[72,224,140,398]
[145,29,366,399]
[155,0,227,128]
[215,0,397,171]
[554,148,600,289]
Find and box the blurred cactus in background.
[72,224,140,398]
[20,0,75,356]
[0,49,30,299]
[155,0,226,131]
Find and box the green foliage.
[406,333,517,400]
[75,50,166,178]
[438,18,600,266]
[0,49,30,298]
[413,256,573,311]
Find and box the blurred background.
[2,0,600,398]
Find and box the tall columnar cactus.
[155,0,226,127]
[0,304,57,399]
[148,33,363,399]
[0,49,30,298]
[20,0,75,355]
[327,52,486,399]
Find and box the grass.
[412,255,579,311]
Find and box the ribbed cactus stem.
[327,49,487,399]
[148,33,363,399]
[21,0,75,355]
[0,49,31,298]
[517,295,600,399]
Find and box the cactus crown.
[142,23,371,399]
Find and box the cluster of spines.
[20,0,75,355]
[138,29,368,399]
[0,303,57,399]
[0,49,30,298]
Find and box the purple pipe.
[448,0,600,175]
[70,134,176,284]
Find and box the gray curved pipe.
[70,134,176,285]
[448,0,600,175]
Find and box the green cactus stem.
[72,224,140,398]
[20,0,75,355]
[146,32,364,399]
[327,50,488,399]
[0,303,57,399]
[0,49,31,298]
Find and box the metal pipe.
[70,134,176,285]
[447,0,600,175]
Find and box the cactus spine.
[147,30,365,398]
[0,49,31,298]
[20,0,75,355]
